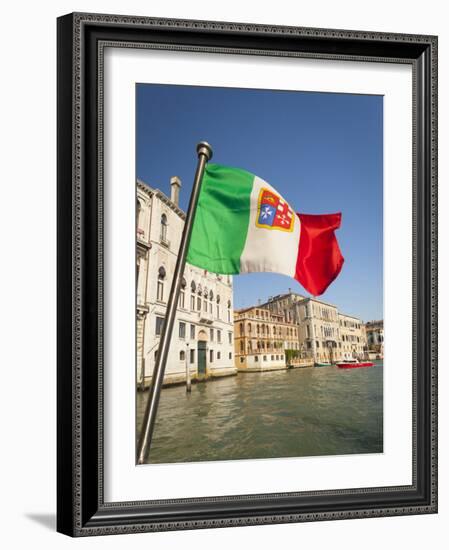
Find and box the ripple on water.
[137,362,383,463]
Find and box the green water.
[137,361,383,464]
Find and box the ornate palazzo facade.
[136,177,236,388]
[234,306,308,371]
[262,292,368,363]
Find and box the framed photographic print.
[57,12,438,536]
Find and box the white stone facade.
[365,320,384,358]
[262,292,368,363]
[136,178,236,388]
[338,313,366,360]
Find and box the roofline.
[260,292,337,310]
[234,306,285,317]
[261,291,368,322]
[137,178,186,220]
[338,312,363,321]
[234,305,283,314]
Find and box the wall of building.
[137,180,236,387]
[365,320,384,358]
[264,293,368,363]
[338,313,366,360]
[234,306,308,371]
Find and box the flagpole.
[137,141,213,464]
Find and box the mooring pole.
[137,142,213,464]
[185,342,191,393]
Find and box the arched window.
[202,288,208,312]
[239,322,244,335]
[179,350,185,361]
[196,284,202,310]
[209,290,213,314]
[216,295,220,319]
[179,277,186,309]
[248,323,252,333]
[136,199,142,231]
[190,281,196,311]
[157,266,166,301]
[160,213,168,242]
[227,299,231,323]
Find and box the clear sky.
[136,84,383,322]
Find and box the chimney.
[170,176,181,206]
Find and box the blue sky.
[136,84,383,322]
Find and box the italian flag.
[187,163,344,296]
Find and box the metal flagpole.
[137,141,213,464]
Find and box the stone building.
[234,306,305,371]
[262,292,367,363]
[365,320,384,358]
[295,297,341,363]
[338,313,366,360]
[136,177,236,388]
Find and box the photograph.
[135,83,384,464]
[54,8,437,538]
[0,0,442,543]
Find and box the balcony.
[160,236,170,249]
[199,311,214,325]
[136,228,151,250]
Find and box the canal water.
[137,361,383,464]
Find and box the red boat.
[337,361,374,369]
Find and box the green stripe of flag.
[187,163,254,274]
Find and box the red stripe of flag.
[295,212,344,296]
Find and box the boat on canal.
[337,360,374,369]
[315,362,333,367]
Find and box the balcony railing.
[160,236,170,248]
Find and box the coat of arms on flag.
[256,188,295,232]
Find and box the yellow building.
[234,306,308,371]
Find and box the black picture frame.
[57,12,438,536]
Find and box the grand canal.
[137,361,383,464]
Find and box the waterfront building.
[234,306,307,371]
[365,320,384,358]
[295,297,341,363]
[136,177,236,388]
[338,313,366,360]
[262,292,367,363]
